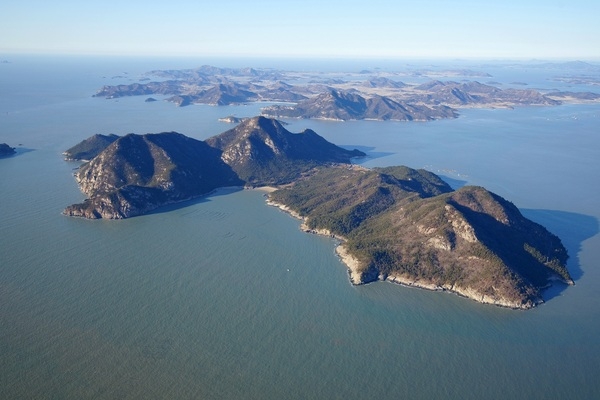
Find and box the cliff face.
[268,166,571,309]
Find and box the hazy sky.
[1,0,598,59]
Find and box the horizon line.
[2,51,600,63]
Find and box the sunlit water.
[1,56,599,399]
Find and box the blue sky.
[1,0,598,59]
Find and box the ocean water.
[1,55,599,399]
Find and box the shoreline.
[265,194,541,310]
[265,196,365,284]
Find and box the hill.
[64,132,242,219]
[205,116,365,185]
[63,119,572,309]
[262,89,457,121]
[64,117,364,217]
[63,134,120,161]
[268,165,572,309]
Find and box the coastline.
[385,273,540,309]
[334,244,364,285]
[265,195,365,284]
[265,193,541,310]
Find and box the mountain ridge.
[65,117,364,217]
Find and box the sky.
[1,0,599,60]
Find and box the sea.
[1,55,599,399]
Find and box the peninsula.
[64,116,572,309]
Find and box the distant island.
[218,115,250,123]
[91,64,600,121]
[64,116,572,309]
[0,143,16,157]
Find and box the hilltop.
[63,133,120,161]
[205,116,364,184]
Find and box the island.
[64,117,363,218]
[0,143,16,157]
[268,165,572,309]
[90,64,600,121]
[218,115,250,123]
[64,116,572,309]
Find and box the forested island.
[63,116,572,309]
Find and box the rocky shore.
[266,194,546,310]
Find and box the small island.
[63,116,572,310]
[0,143,16,157]
[218,115,249,123]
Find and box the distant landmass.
[262,89,458,121]
[218,115,249,123]
[90,64,600,121]
[63,116,572,309]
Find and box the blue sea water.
[1,55,600,399]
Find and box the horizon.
[2,52,600,65]
[1,1,599,61]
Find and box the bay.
[1,55,599,399]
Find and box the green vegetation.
[63,133,120,161]
[64,117,571,308]
[269,165,571,308]
[205,116,364,185]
